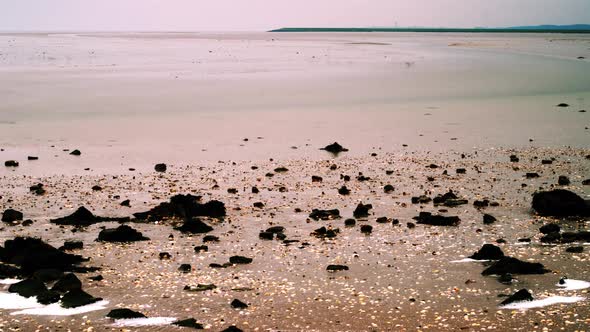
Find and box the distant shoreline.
[270,27,590,33]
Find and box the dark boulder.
[433,191,457,205]
[5,160,19,167]
[107,308,146,319]
[500,289,533,305]
[338,186,350,195]
[194,245,208,252]
[37,290,61,305]
[52,273,82,293]
[60,289,102,308]
[482,257,549,275]
[8,278,48,298]
[221,326,243,332]
[510,155,519,162]
[532,190,589,217]
[311,176,323,183]
[172,318,204,329]
[483,214,496,225]
[540,232,561,243]
[558,176,571,186]
[97,225,149,242]
[413,212,460,226]
[309,209,341,221]
[353,202,373,218]
[321,142,349,154]
[2,209,23,223]
[229,256,253,264]
[203,235,219,243]
[178,264,192,273]
[154,163,167,172]
[360,225,373,234]
[539,223,560,234]
[133,194,226,221]
[59,241,84,251]
[259,232,274,240]
[469,244,504,260]
[344,218,356,226]
[266,226,285,233]
[327,265,349,272]
[384,185,394,193]
[312,226,339,239]
[174,218,214,234]
[51,206,128,226]
[69,149,81,156]
[231,299,248,309]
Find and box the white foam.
[557,279,590,291]
[0,279,23,285]
[11,300,109,316]
[500,296,584,310]
[0,292,44,309]
[111,317,177,327]
[450,258,489,263]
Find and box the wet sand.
[0,32,589,331]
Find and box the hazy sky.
[2,0,590,31]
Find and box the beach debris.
[413,212,460,226]
[2,208,23,223]
[51,206,128,226]
[133,194,225,221]
[229,256,253,264]
[154,163,167,172]
[184,284,217,292]
[97,225,149,242]
[327,264,349,272]
[4,160,19,167]
[482,257,549,275]
[309,209,341,220]
[556,103,569,107]
[353,202,372,218]
[107,308,146,319]
[532,189,589,217]
[501,289,533,305]
[321,142,349,154]
[312,226,339,238]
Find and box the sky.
[1,0,590,31]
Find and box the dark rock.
[2,209,23,223]
[174,218,214,234]
[210,263,232,269]
[221,326,243,332]
[407,222,416,229]
[510,155,519,162]
[309,209,341,221]
[30,183,46,195]
[274,167,288,173]
[52,273,82,293]
[120,199,130,207]
[203,235,219,242]
[344,218,356,226]
[482,257,549,275]
[483,214,496,224]
[184,284,216,292]
[444,199,468,207]
[159,252,172,260]
[266,226,284,233]
[338,186,350,195]
[557,103,569,107]
[51,206,128,226]
[384,185,394,193]
[456,168,466,174]
[311,176,323,183]
[469,244,504,260]
[353,202,373,218]
[253,202,264,208]
[251,186,259,194]
[227,188,238,194]
[541,159,553,165]
[413,212,460,226]
[583,179,590,185]
[229,256,253,264]
[59,241,83,251]
[321,142,349,154]
[178,264,192,273]
[69,149,81,156]
[376,217,389,224]
[1,237,88,275]
[561,231,590,243]
[107,308,146,319]
[566,246,584,253]
[356,175,370,182]
[501,289,533,305]
[558,176,570,186]
[539,223,560,234]
[540,232,561,243]
[326,265,349,272]
[154,163,167,172]
[259,232,274,240]
[89,275,103,281]
[517,238,531,243]
[276,233,286,240]
[498,273,513,285]
[231,299,248,309]
[411,195,432,204]
[32,269,64,282]
[27,156,39,160]
[0,264,22,279]
[37,290,61,305]
[526,173,540,179]
[433,191,457,205]
[8,278,48,298]
[473,200,490,208]
[4,160,19,167]
[312,226,339,239]
[61,289,102,308]
[360,225,373,234]
[194,245,208,252]
[91,185,102,191]
[97,225,149,242]
[172,318,204,329]
[133,194,226,221]
[532,189,589,217]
